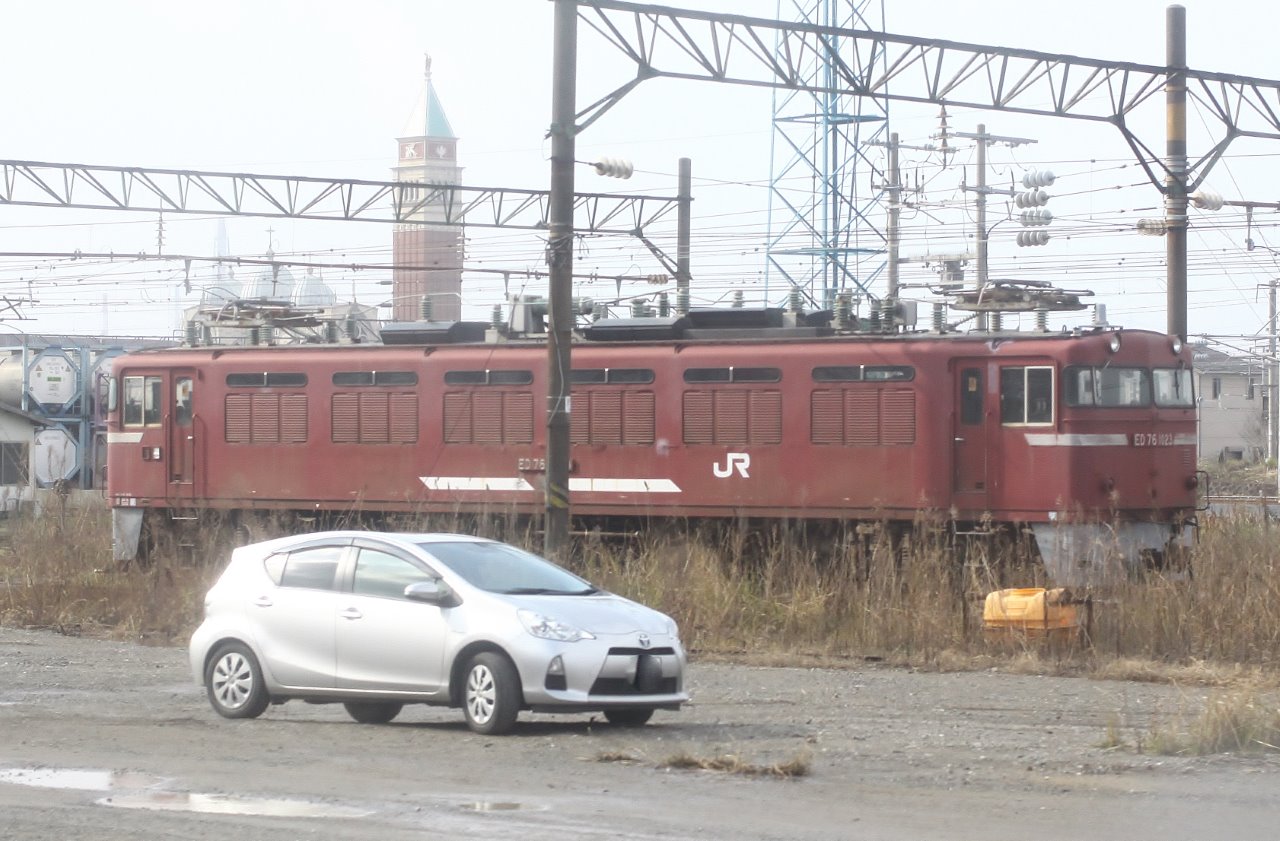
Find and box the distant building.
[1192,343,1267,462]
[392,56,464,323]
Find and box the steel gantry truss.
[0,159,679,234]
[765,0,888,308]
[574,0,1280,193]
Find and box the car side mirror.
[404,580,458,607]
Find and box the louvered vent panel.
[359,393,390,444]
[503,392,534,443]
[331,394,359,442]
[683,392,714,444]
[714,391,749,444]
[811,390,843,444]
[591,391,623,444]
[623,392,655,445]
[880,389,916,445]
[442,393,472,444]
[225,394,252,443]
[251,394,281,444]
[845,390,879,446]
[472,392,503,444]
[280,395,308,443]
[389,393,418,444]
[749,390,782,444]
[570,390,588,443]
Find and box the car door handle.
[253,596,273,608]
[339,607,363,620]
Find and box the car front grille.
[589,650,678,696]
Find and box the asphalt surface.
[1,626,1277,840]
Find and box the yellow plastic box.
[982,587,1080,634]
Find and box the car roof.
[241,530,497,554]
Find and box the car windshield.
[418,541,598,595]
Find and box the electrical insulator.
[1014,188,1049,208]
[1190,187,1224,211]
[1136,218,1167,236]
[1021,169,1056,188]
[645,274,668,285]
[592,157,634,179]
[1018,208,1054,226]
[1016,230,1051,247]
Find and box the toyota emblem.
[637,633,652,649]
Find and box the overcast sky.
[1,0,1278,349]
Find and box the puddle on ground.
[0,768,166,791]
[99,792,373,818]
[462,801,545,812]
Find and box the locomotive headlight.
[1108,334,1122,353]
[1170,337,1183,354]
[1186,474,1199,490]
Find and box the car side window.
[353,548,434,599]
[278,546,343,590]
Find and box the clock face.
[400,141,420,160]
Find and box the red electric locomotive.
[105,307,1197,585]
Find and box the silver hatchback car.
[189,531,687,734]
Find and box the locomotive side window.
[122,375,163,427]
[332,371,419,387]
[960,369,983,425]
[1000,366,1054,425]
[174,377,193,427]
[571,368,655,385]
[226,372,308,388]
[684,367,781,383]
[1153,368,1195,408]
[1063,366,1150,407]
[812,365,914,382]
[444,370,533,386]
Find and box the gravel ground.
[0,625,1276,840]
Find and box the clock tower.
[392,55,464,322]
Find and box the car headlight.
[518,609,595,642]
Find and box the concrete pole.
[886,132,900,301]
[544,0,577,559]
[1166,5,1188,342]
[975,124,988,331]
[677,157,691,310]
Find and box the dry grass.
[656,751,811,779]
[1,507,1278,687]
[1141,691,1280,755]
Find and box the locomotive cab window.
[1153,368,1194,408]
[122,375,163,427]
[1064,366,1150,407]
[1000,366,1054,425]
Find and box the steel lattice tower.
[765,0,888,309]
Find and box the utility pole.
[955,125,1036,327]
[676,157,691,312]
[545,0,577,559]
[1166,4,1189,342]
[886,132,900,301]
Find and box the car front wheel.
[603,707,654,727]
[205,642,270,719]
[343,701,404,724]
[462,653,521,735]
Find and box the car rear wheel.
[205,642,269,719]
[603,708,654,727]
[343,701,404,724]
[462,653,521,735]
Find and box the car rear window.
[277,545,343,590]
